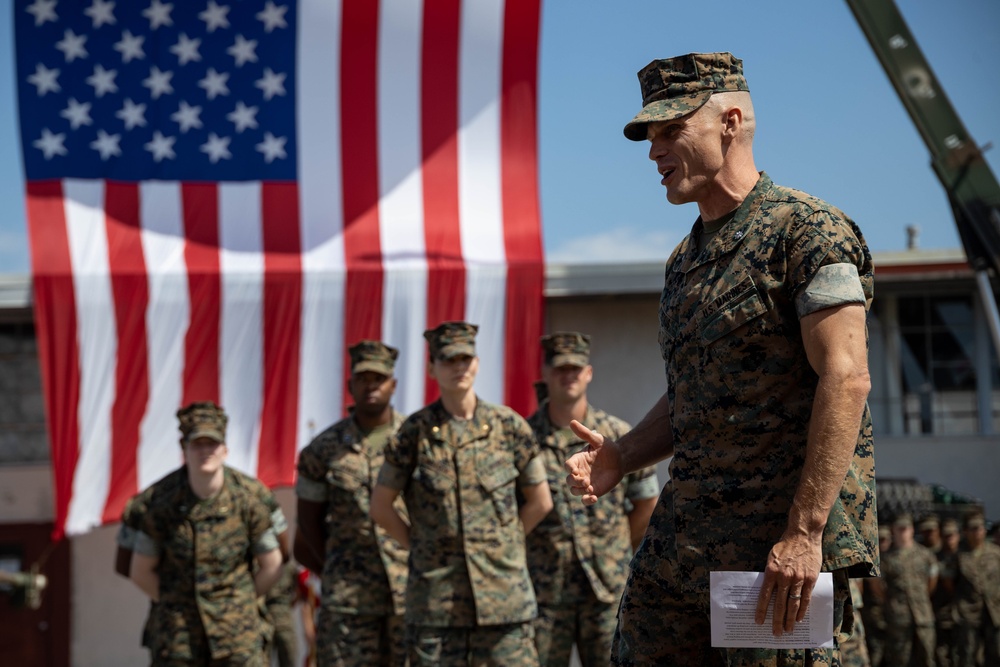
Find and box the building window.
[895,294,999,435]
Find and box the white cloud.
[546,225,679,264]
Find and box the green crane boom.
[845,0,1000,353]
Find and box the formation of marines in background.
[858,512,1000,667]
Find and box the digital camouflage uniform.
[264,562,299,667]
[120,403,289,664]
[528,403,659,667]
[377,320,546,666]
[296,406,408,667]
[881,537,937,666]
[839,579,871,667]
[942,531,1000,666]
[133,465,280,665]
[933,519,960,667]
[616,53,878,666]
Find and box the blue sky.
[2,0,998,273]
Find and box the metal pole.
[976,270,1000,363]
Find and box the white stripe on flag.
[137,182,187,488]
[297,0,347,448]
[459,0,507,404]
[379,0,429,416]
[63,179,115,535]
[219,182,265,476]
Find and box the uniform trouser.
[407,621,538,667]
[611,560,853,667]
[885,619,934,667]
[315,611,407,667]
[533,593,618,667]
[838,605,869,667]
[152,653,266,667]
[935,616,954,667]
[952,613,1000,667]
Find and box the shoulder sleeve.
[245,492,279,555]
[786,208,874,318]
[377,416,419,490]
[295,442,329,502]
[624,465,661,501]
[507,410,540,473]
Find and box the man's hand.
[563,420,625,505]
[753,533,823,635]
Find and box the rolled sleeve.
[517,455,547,487]
[795,262,866,318]
[295,476,327,503]
[116,524,137,549]
[377,461,411,491]
[626,473,661,501]
[132,530,159,558]
[253,528,280,556]
[270,507,289,535]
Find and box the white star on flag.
[84,0,117,29]
[255,68,286,100]
[144,130,176,161]
[200,133,232,163]
[86,64,118,97]
[226,101,259,132]
[90,129,122,160]
[170,33,202,66]
[55,29,88,63]
[114,30,145,63]
[116,98,147,130]
[227,34,258,67]
[255,132,287,163]
[25,0,58,27]
[33,128,68,159]
[256,2,288,33]
[199,1,231,32]
[27,63,61,96]
[143,66,174,99]
[171,101,203,133]
[143,0,173,30]
[198,68,230,100]
[61,98,93,130]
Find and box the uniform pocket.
[478,462,519,526]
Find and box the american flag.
[16,0,544,538]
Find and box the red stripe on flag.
[340,0,385,413]
[421,0,466,404]
[26,181,81,540]
[500,0,545,416]
[258,183,302,487]
[102,182,149,522]
[181,183,222,406]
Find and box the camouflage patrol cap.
[424,321,478,360]
[941,518,959,536]
[893,513,913,528]
[541,331,591,367]
[623,52,749,141]
[877,525,891,540]
[963,512,986,529]
[349,340,399,376]
[176,401,228,443]
[917,515,940,531]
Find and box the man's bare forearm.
[617,391,674,475]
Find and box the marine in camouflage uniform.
[371,321,554,667]
[880,515,937,667]
[839,579,871,667]
[264,562,300,667]
[933,518,961,667]
[117,441,290,660]
[862,526,892,667]
[295,340,409,667]
[566,52,879,666]
[129,401,284,666]
[526,332,660,667]
[941,512,1000,667]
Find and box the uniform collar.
[674,171,772,274]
